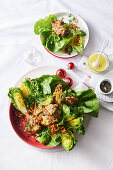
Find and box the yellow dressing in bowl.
[88,52,109,72]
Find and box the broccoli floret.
[20,78,32,98]
[62,131,77,152]
[36,129,51,145]
[8,88,27,114]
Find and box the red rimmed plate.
[9,65,81,149]
[9,103,54,149]
[40,12,89,59]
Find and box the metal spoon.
[92,40,109,68]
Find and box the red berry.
[63,77,73,87]
[67,62,75,70]
[56,69,66,78]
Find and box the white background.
[0,0,113,170]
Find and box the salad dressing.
[88,53,107,72]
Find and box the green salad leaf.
[62,104,76,122]
[65,116,85,135]
[76,88,96,101]
[8,87,27,114]
[8,88,21,109]
[74,89,99,117]
[81,98,99,117]
[62,104,71,121]
[30,75,68,107]
[47,132,62,146]
[62,131,77,152]
[19,78,35,109]
[40,76,53,94]
[41,31,52,46]
[20,78,32,98]
[76,30,86,37]
[46,33,73,52]
[72,35,84,54]
[46,34,55,52]
[34,14,57,35]
[36,128,51,145]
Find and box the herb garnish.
[24,122,31,131]
[72,17,75,21]
[69,19,73,23]
[68,14,72,17]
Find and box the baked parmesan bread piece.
[65,95,78,105]
[51,20,69,37]
[53,83,63,105]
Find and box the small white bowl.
[99,78,113,95]
[88,51,109,73]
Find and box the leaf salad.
[8,75,99,152]
[34,14,86,55]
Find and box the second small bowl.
[99,78,113,95]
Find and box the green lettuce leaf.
[30,75,68,107]
[72,35,84,54]
[73,89,99,117]
[36,128,51,145]
[62,131,77,152]
[76,30,86,37]
[41,31,52,46]
[46,34,55,52]
[47,132,61,146]
[65,116,85,135]
[34,14,57,35]
[46,33,73,52]
[76,89,96,102]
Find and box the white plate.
[42,12,89,59]
[14,65,90,152]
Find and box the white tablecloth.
[0,0,113,170]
